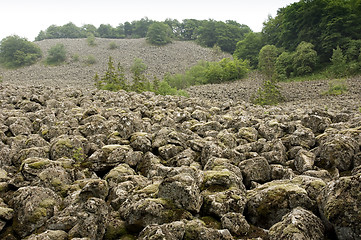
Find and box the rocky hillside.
[0,79,360,239]
[0,38,230,88]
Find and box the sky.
[1,0,298,41]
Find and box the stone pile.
[0,83,360,240]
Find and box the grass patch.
[322,79,348,95]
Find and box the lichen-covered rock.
[246,181,313,229]
[202,169,244,191]
[221,212,250,236]
[158,173,203,213]
[201,188,247,217]
[184,219,233,240]
[282,124,315,149]
[25,230,68,240]
[302,114,332,134]
[239,157,271,188]
[49,134,88,161]
[294,149,315,173]
[317,170,361,240]
[316,134,358,171]
[268,207,324,240]
[120,197,192,232]
[138,221,185,240]
[10,186,61,238]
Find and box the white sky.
[1,0,297,41]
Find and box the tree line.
[35,18,251,53]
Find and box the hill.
[0,38,230,88]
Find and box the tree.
[258,45,279,79]
[292,41,318,76]
[275,51,294,80]
[45,43,67,65]
[234,32,263,68]
[0,35,42,68]
[146,22,172,46]
[329,46,347,77]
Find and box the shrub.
[0,35,42,68]
[275,51,294,80]
[328,46,347,78]
[146,22,172,46]
[84,55,97,65]
[258,45,279,79]
[87,33,96,46]
[323,79,348,95]
[109,41,118,50]
[292,41,318,76]
[252,80,284,105]
[45,43,66,65]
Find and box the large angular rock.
[221,212,250,236]
[239,157,271,188]
[269,207,325,240]
[184,219,233,240]
[246,181,313,229]
[317,170,361,240]
[294,149,315,173]
[158,173,203,213]
[138,221,185,240]
[10,186,61,238]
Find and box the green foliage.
[233,32,263,68]
[84,55,97,65]
[252,80,284,106]
[45,43,66,65]
[328,46,347,78]
[262,0,361,62]
[108,41,118,50]
[0,35,42,68]
[275,51,294,80]
[323,79,348,95]
[95,57,187,96]
[197,20,251,53]
[146,22,172,46]
[292,41,318,76]
[87,33,97,46]
[258,45,279,79]
[166,58,249,89]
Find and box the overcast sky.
[1,0,297,41]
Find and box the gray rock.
[239,157,271,188]
[201,188,247,217]
[302,114,332,133]
[317,171,361,240]
[294,149,315,173]
[25,230,68,240]
[269,207,324,240]
[184,219,234,240]
[221,212,250,236]
[158,173,203,213]
[10,186,61,238]
[138,221,185,240]
[246,180,313,229]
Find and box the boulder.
[221,212,250,236]
[138,221,185,240]
[268,207,325,240]
[294,149,315,173]
[10,186,61,238]
[317,170,361,240]
[158,173,203,213]
[239,157,271,188]
[246,181,313,229]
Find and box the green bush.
[275,51,294,80]
[0,35,42,68]
[252,80,284,105]
[95,57,187,96]
[87,33,97,46]
[109,41,118,50]
[258,45,279,79]
[323,79,348,95]
[84,55,97,65]
[166,58,248,89]
[45,43,66,65]
[328,46,347,78]
[292,41,318,76]
[146,22,172,46]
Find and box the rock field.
[0,38,361,240]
